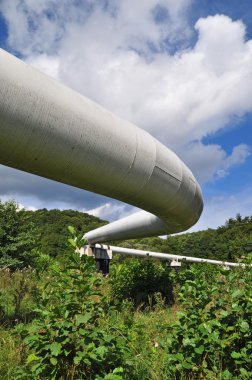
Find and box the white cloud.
[0,1,59,55]
[50,13,252,183]
[85,202,138,221]
[0,194,37,211]
[1,0,192,55]
[182,143,251,184]
[194,15,246,76]
[0,164,111,210]
[220,144,251,177]
[188,185,252,232]
[51,14,252,144]
[2,4,251,182]
[17,202,37,212]
[26,54,60,78]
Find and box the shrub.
[110,258,174,307]
[162,264,252,379]
[16,227,127,379]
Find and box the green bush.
[110,258,174,307]
[16,227,127,380]
[161,264,252,379]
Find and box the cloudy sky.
[0,0,252,231]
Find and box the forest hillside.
[25,209,252,262]
[0,200,251,379]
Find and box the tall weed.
[0,268,38,324]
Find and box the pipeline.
[0,48,203,243]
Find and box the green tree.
[0,200,39,270]
[25,208,106,258]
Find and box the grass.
[0,268,38,324]
[127,305,179,380]
[0,262,251,379]
[0,302,180,380]
[101,295,180,380]
[0,327,24,379]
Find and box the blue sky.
[0,0,251,231]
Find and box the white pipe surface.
[106,245,243,267]
[0,49,203,243]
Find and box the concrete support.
[81,245,112,275]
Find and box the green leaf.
[76,313,92,326]
[240,321,249,332]
[26,353,40,364]
[194,345,204,354]
[240,368,250,376]
[177,312,186,318]
[222,369,232,379]
[96,345,107,358]
[50,342,62,356]
[231,351,242,359]
[68,226,76,235]
[73,355,82,365]
[219,310,229,317]
[102,375,123,380]
[173,353,184,361]
[50,357,58,366]
[64,348,72,356]
[68,238,77,248]
[100,368,124,380]
[112,368,124,374]
[64,310,69,318]
[181,361,193,369]
[31,362,42,374]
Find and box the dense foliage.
[0,200,40,270]
[0,200,252,379]
[1,200,251,264]
[25,207,106,258]
[16,228,127,379]
[121,214,252,262]
[162,264,252,379]
[110,259,174,306]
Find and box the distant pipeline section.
[0,49,203,243]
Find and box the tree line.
[0,199,251,379]
[1,199,251,271]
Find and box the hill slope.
[25,208,107,257]
[115,214,252,262]
[1,199,251,262]
[25,209,252,262]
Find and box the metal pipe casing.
[0,49,203,243]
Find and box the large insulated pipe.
[0,49,203,243]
